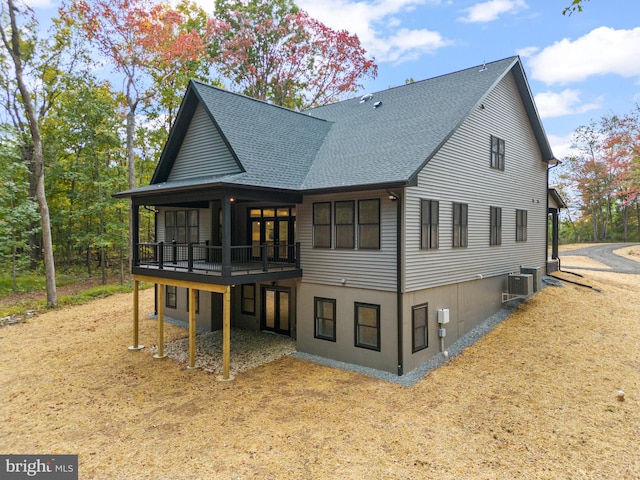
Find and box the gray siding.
[167,103,241,182]
[405,72,548,291]
[298,190,397,292]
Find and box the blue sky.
[30,0,640,160]
[294,0,640,160]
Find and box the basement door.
[261,286,290,336]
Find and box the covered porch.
[116,183,304,380]
[124,183,303,285]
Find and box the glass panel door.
[262,287,290,335]
[265,220,275,259]
[265,289,276,329]
[278,220,289,260]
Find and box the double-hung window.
[516,209,528,242]
[354,302,380,351]
[241,284,256,315]
[490,206,502,246]
[421,199,439,249]
[314,297,336,341]
[412,303,428,352]
[313,202,331,248]
[166,286,177,309]
[358,199,380,249]
[335,201,355,248]
[453,203,468,248]
[491,135,505,170]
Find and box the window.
[314,297,336,341]
[453,203,468,248]
[516,209,528,242]
[313,202,331,248]
[186,289,199,314]
[165,209,198,243]
[335,201,355,248]
[241,284,256,315]
[421,199,439,249]
[412,303,428,352]
[490,206,502,246]
[358,199,380,249]
[166,286,177,309]
[491,135,505,170]
[355,302,380,351]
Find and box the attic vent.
[373,101,382,109]
[359,93,373,103]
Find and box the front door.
[262,286,290,336]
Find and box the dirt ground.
[1,247,639,479]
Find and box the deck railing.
[136,241,300,274]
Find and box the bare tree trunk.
[21,144,40,268]
[126,77,137,283]
[10,196,17,293]
[622,204,629,242]
[2,0,57,307]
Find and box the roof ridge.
[306,55,520,112]
[190,80,333,124]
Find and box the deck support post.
[188,287,197,368]
[154,284,166,359]
[218,285,233,381]
[128,279,144,351]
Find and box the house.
[115,56,560,379]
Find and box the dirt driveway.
[560,243,640,274]
[1,254,640,479]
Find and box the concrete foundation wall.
[401,275,506,373]
[296,282,398,373]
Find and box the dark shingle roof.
[303,56,526,190]
[118,56,553,198]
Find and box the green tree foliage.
[1,0,61,306]
[0,131,40,292]
[42,77,129,283]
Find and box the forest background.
[1,0,638,308]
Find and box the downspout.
[388,190,403,376]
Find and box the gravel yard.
[1,247,639,479]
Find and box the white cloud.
[458,0,527,23]
[517,46,538,58]
[547,133,578,162]
[529,26,640,85]
[296,0,449,63]
[27,0,57,8]
[534,89,600,118]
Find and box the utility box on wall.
[437,308,450,324]
[520,266,542,292]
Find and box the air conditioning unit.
[508,274,533,296]
[520,266,542,292]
